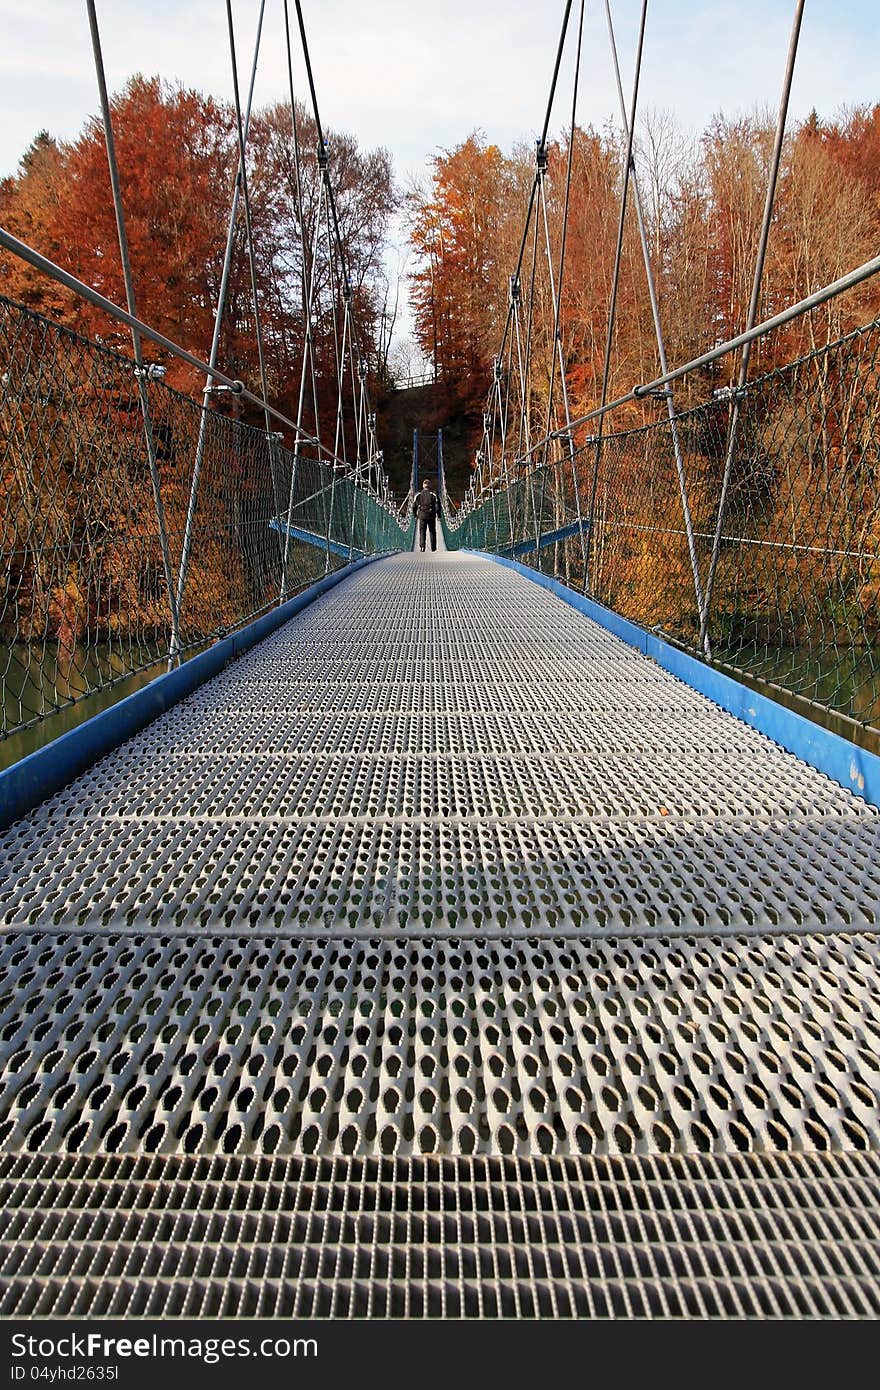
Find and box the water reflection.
[1,642,169,772]
[1,636,878,775]
[714,644,880,756]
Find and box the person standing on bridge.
[414,477,440,553]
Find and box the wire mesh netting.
[0,296,411,747]
[447,316,880,739]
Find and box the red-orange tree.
[0,76,397,406]
[408,133,509,408]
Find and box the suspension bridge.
[1,0,880,1320]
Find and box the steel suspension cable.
[292,0,384,494]
[290,0,362,320]
[522,204,544,550]
[500,329,517,536]
[511,297,528,464]
[289,0,395,571]
[225,0,273,435]
[494,0,574,368]
[0,225,342,454]
[280,0,316,593]
[543,0,587,580]
[538,0,575,151]
[582,0,649,594]
[280,181,325,585]
[173,0,267,644]
[510,251,880,462]
[536,178,564,554]
[326,192,348,466]
[283,0,322,450]
[84,0,181,653]
[225,0,288,585]
[521,197,541,461]
[699,0,806,649]
[495,177,539,369]
[485,0,596,555]
[543,0,583,451]
[222,1,271,428]
[282,0,311,319]
[604,0,708,644]
[322,177,349,570]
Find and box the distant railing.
[393,371,435,390]
[446,314,880,740]
[0,296,411,746]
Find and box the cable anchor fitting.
[206,380,245,396]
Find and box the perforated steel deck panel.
[1,553,879,1317]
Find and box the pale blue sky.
[1,1,877,180]
[1,0,877,344]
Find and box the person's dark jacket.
[414,490,440,521]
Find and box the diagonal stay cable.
[521,206,541,465]
[226,0,274,435]
[0,226,350,462]
[323,173,348,569]
[513,250,880,463]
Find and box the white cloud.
[4,0,877,178]
[0,0,876,344]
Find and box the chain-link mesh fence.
[1,296,410,748]
[445,466,570,561]
[446,315,880,741]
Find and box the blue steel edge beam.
[269,518,365,560]
[0,554,387,832]
[471,550,880,810]
[501,518,588,557]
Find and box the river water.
[712,644,880,756]
[2,637,878,773]
[1,643,170,772]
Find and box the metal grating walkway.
[1,552,880,1317]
